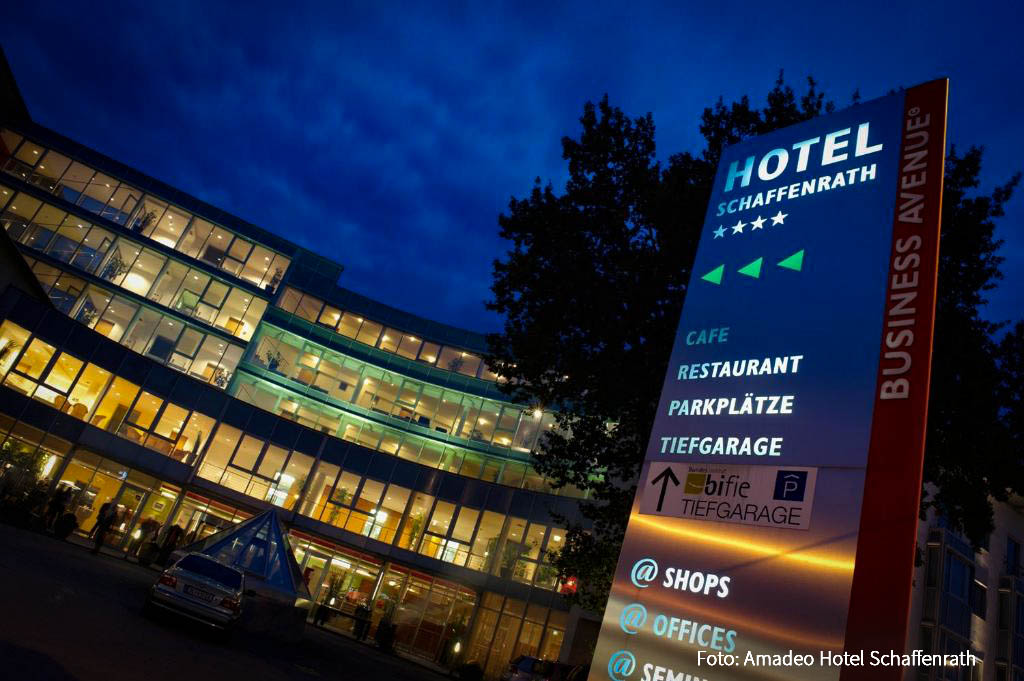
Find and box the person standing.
[354,602,372,641]
[156,523,185,567]
[44,486,72,531]
[91,502,117,554]
[126,516,160,560]
[89,501,109,538]
[314,600,330,627]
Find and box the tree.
[486,94,701,609]
[923,147,1020,542]
[486,76,1020,611]
[1000,321,1024,458]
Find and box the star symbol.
[731,219,746,234]
[771,211,788,226]
[750,215,766,230]
[713,225,726,239]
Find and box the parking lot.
[0,523,448,681]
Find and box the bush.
[455,662,484,681]
[54,512,78,540]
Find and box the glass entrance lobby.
[53,448,181,551]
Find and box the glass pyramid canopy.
[179,509,311,599]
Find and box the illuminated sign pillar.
[590,80,948,681]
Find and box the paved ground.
[0,523,450,681]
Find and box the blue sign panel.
[650,92,903,471]
[590,80,949,681]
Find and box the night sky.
[2,1,1020,333]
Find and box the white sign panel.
[638,463,818,530]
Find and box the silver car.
[145,553,245,632]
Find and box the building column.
[558,605,601,666]
[369,559,390,602]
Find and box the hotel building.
[908,499,1024,681]
[0,49,598,678]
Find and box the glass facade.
[232,371,569,495]
[0,319,216,463]
[277,286,501,381]
[1,184,269,342]
[0,304,579,576]
[0,416,70,497]
[172,491,253,544]
[21,255,244,386]
[246,324,550,451]
[0,130,291,292]
[916,529,987,681]
[234,325,580,497]
[55,449,183,548]
[0,116,589,680]
[0,317,573,592]
[197,422,314,508]
[467,593,569,679]
[290,532,565,667]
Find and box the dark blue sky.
[2,1,1020,332]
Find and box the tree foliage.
[923,147,1020,542]
[1001,321,1024,458]
[486,76,1019,611]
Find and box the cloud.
[2,0,1020,331]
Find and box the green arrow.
[777,249,805,271]
[701,264,724,285]
[737,257,763,279]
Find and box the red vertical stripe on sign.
[840,79,949,681]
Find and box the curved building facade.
[0,53,598,679]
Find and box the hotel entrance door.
[305,551,333,607]
[107,484,148,549]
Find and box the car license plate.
[185,585,214,602]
